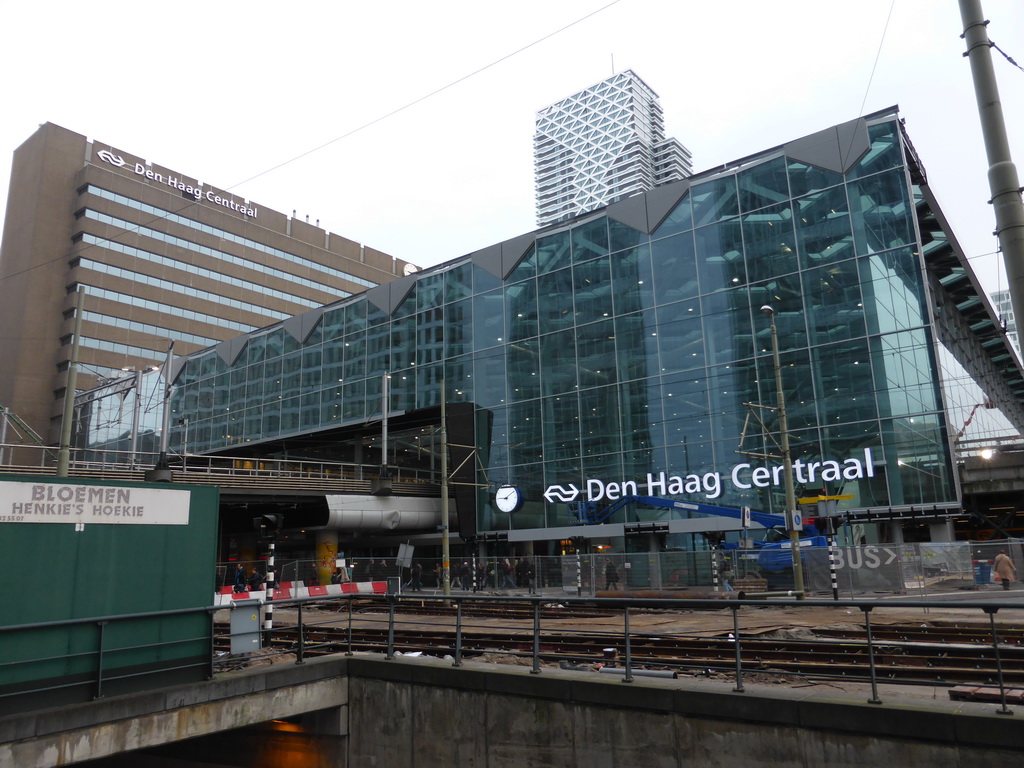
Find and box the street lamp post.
[761,305,805,598]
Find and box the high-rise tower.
[534,70,692,227]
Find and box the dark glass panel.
[365,324,390,376]
[579,385,621,458]
[537,268,575,335]
[802,260,866,345]
[572,217,609,263]
[473,263,502,294]
[542,394,581,462]
[342,334,366,381]
[573,255,613,324]
[540,329,578,396]
[691,176,739,226]
[742,203,799,283]
[795,185,855,269]
[702,288,753,364]
[787,159,843,198]
[652,190,693,239]
[446,354,474,405]
[415,272,444,312]
[507,337,540,402]
[390,315,415,371]
[848,120,903,179]
[859,248,927,335]
[390,369,415,412]
[473,290,504,350]
[506,279,538,342]
[342,300,367,334]
[444,262,473,303]
[609,218,647,253]
[576,319,617,389]
[694,220,746,293]
[651,231,698,305]
[506,243,538,282]
[849,169,915,255]
[870,330,939,418]
[753,348,816,432]
[445,299,472,357]
[246,334,267,364]
[474,349,507,408]
[656,299,704,373]
[619,378,657,454]
[415,307,445,366]
[738,155,790,212]
[341,379,367,421]
[615,310,657,382]
[610,244,654,315]
[813,338,878,426]
[748,276,806,353]
[536,230,571,275]
[366,300,389,328]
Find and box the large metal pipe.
[960,0,1024,344]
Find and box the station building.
[0,123,414,450]
[76,107,1024,560]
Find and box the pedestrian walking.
[994,549,1017,590]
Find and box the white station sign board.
[0,482,191,525]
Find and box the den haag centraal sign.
[95,149,258,218]
[0,482,190,525]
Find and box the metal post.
[57,287,86,476]
[454,601,463,667]
[761,305,805,597]
[985,608,1014,715]
[959,0,1024,342]
[94,620,108,700]
[441,379,451,596]
[296,603,305,665]
[622,606,633,683]
[531,600,542,675]
[129,368,142,466]
[346,596,354,656]
[732,606,744,692]
[0,406,9,466]
[712,549,720,592]
[861,607,883,705]
[386,596,396,660]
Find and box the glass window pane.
[652,190,693,239]
[738,155,790,212]
[691,176,739,226]
[694,220,746,293]
[651,231,698,305]
[795,185,855,269]
[742,203,799,283]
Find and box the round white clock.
[494,484,524,513]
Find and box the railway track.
[215,612,1024,687]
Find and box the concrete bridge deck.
[3,649,1022,768]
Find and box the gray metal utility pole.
[960,0,1024,337]
[761,305,805,598]
[56,287,85,477]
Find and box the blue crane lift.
[569,495,828,572]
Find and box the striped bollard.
[712,548,720,592]
[828,536,839,600]
[264,541,275,632]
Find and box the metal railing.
[5,593,1023,716]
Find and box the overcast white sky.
[2,0,1023,298]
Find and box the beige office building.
[0,122,414,447]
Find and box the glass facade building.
[93,108,1021,550]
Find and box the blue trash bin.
[974,562,991,586]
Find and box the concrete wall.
[346,657,1024,768]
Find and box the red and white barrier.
[214,580,386,606]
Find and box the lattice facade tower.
[534,70,693,226]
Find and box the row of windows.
[79,337,167,363]
[78,237,322,311]
[81,311,223,348]
[82,285,258,335]
[80,215,346,304]
[83,185,380,289]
